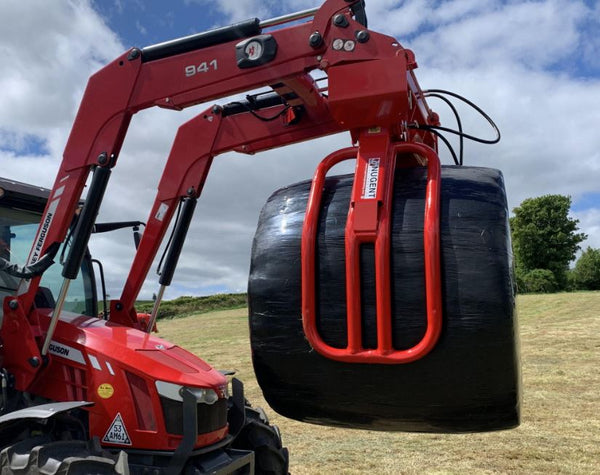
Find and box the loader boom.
[15,0,437,336]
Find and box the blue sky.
[94,1,220,48]
[1,0,599,298]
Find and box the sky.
[1,0,599,300]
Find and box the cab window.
[0,207,96,319]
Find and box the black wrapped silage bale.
[248,166,520,432]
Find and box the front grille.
[160,397,227,435]
[63,364,87,400]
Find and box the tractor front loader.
[0,0,520,473]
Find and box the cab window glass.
[0,208,95,318]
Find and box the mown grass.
[156,291,600,474]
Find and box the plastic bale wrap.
[248,166,520,432]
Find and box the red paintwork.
[29,309,227,450]
[0,0,441,453]
[302,137,442,363]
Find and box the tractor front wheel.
[231,405,289,475]
[0,436,128,474]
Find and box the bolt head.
[343,40,356,52]
[355,30,370,43]
[309,32,323,48]
[97,152,108,165]
[333,14,349,28]
[8,299,18,310]
[127,48,141,61]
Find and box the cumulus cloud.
[0,0,122,183]
[575,208,600,251]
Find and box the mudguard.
[0,401,93,426]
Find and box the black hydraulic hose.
[133,225,142,250]
[159,197,197,287]
[62,166,111,280]
[422,89,501,144]
[424,93,464,165]
[92,221,145,233]
[416,126,460,166]
[0,241,60,279]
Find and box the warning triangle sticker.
[102,413,132,446]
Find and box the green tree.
[516,268,558,293]
[510,195,587,290]
[571,247,600,290]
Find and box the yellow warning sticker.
[97,383,114,399]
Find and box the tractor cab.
[0,177,97,321]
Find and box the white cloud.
[0,0,123,189]
[135,20,148,35]
[183,0,272,23]
[0,0,122,138]
[574,208,600,251]
[2,0,599,301]
[429,0,494,24]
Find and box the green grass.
[156,291,600,474]
[136,293,247,319]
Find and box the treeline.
[136,293,247,319]
[511,195,599,293]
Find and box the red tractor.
[0,0,520,473]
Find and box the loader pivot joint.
[333,14,349,28]
[97,152,109,166]
[28,357,40,368]
[355,30,370,43]
[127,48,141,61]
[309,32,323,48]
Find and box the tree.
[510,195,587,290]
[571,247,600,290]
[516,268,558,293]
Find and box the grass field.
[157,292,600,474]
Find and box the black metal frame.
[163,378,250,475]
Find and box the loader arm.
[6,0,438,387]
[116,75,344,325]
[24,0,435,312]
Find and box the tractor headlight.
[155,380,219,405]
[156,380,227,436]
[194,387,219,405]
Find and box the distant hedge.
[516,268,558,294]
[136,293,247,319]
[569,247,600,291]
